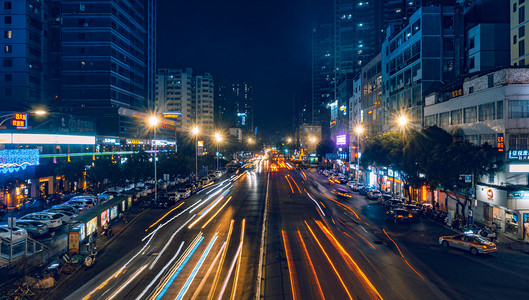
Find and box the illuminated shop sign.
[12,113,28,129]
[0,149,39,174]
[336,135,346,146]
[497,134,504,152]
[0,134,95,145]
[509,150,529,160]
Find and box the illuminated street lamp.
[354,125,365,184]
[147,115,160,204]
[395,114,409,196]
[191,126,200,181]
[397,114,409,128]
[214,132,222,170]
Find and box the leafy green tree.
[121,151,152,182]
[56,160,87,191]
[86,158,123,192]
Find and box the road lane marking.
[256,169,270,300]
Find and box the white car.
[166,191,181,202]
[66,197,95,211]
[19,212,63,229]
[177,188,191,199]
[0,225,28,242]
[45,209,78,223]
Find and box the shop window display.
[505,212,519,235]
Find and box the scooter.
[85,247,98,269]
[478,227,497,241]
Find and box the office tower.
[60,0,156,137]
[216,82,254,131]
[156,68,194,130]
[194,73,215,134]
[312,22,334,128]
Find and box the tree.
[86,158,123,193]
[121,151,152,182]
[316,138,336,158]
[56,160,87,191]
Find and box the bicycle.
[7,282,35,299]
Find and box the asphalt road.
[51,158,529,300]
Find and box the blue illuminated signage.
[0,149,40,174]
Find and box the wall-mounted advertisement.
[86,217,97,236]
[336,135,346,146]
[101,209,109,226]
[110,206,118,220]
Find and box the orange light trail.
[288,175,302,193]
[282,230,300,300]
[338,219,376,249]
[382,229,424,280]
[315,221,383,300]
[296,231,325,300]
[147,202,185,230]
[201,196,232,229]
[301,170,307,179]
[285,176,295,194]
[305,221,354,300]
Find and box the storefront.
[476,185,523,239]
[507,190,529,242]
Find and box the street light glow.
[148,115,159,127]
[355,125,365,135]
[248,137,254,144]
[309,136,317,144]
[34,110,47,116]
[397,115,409,127]
[287,138,292,143]
[191,126,200,135]
[215,132,222,142]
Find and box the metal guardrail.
[0,236,50,266]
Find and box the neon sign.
[12,113,27,129]
[336,135,346,146]
[0,149,39,174]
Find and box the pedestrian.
[120,211,127,224]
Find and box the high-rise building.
[312,22,334,127]
[293,93,311,133]
[60,0,156,137]
[381,5,465,129]
[194,73,215,134]
[511,0,528,66]
[156,68,194,130]
[0,0,59,111]
[215,82,254,131]
[156,68,215,133]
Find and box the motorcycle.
[85,247,98,269]
[478,227,497,241]
[101,227,113,237]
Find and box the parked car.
[166,191,181,202]
[353,184,365,192]
[346,181,357,190]
[66,196,95,211]
[50,205,78,214]
[384,198,404,209]
[19,212,63,229]
[386,209,414,223]
[403,204,420,221]
[0,225,28,242]
[99,190,120,200]
[367,190,382,200]
[14,220,49,238]
[439,233,497,255]
[178,188,191,199]
[336,175,348,184]
[154,196,174,208]
[45,209,78,223]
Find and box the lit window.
[4,30,12,38]
[80,4,85,11]
[4,45,12,53]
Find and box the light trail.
[301,170,307,179]
[176,234,218,300]
[191,242,227,300]
[339,220,376,249]
[153,234,204,300]
[202,196,233,229]
[146,202,184,230]
[190,185,231,214]
[107,264,148,300]
[149,217,194,270]
[142,200,203,241]
[306,191,326,216]
[282,230,300,300]
[189,190,230,229]
[198,188,231,216]
[305,221,353,300]
[285,175,295,194]
[383,229,425,280]
[315,221,383,300]
[135,242,184,300]
[83,226,160,300]
[296,230,325,300]
[230,219,245,300]
[289,175,302,193]
[216,242,243,300]
[208,220,234,300]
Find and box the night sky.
[157,0,332,136]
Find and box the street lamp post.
[148,115,159,204]
[354,125,365,185]
[214,132,222,171]
[192,126,200,181]
[396,114,409,196]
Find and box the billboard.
[336,135,346,146]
